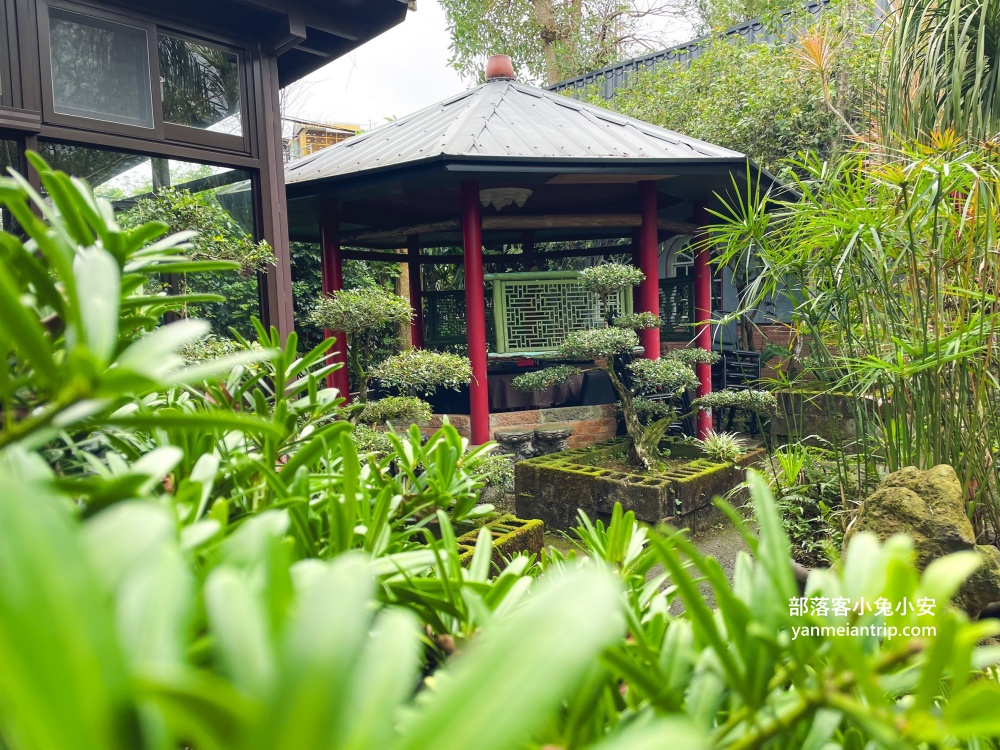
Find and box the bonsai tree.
[512,263,772,469]
[311,287,471,426]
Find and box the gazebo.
[285,55,778,444]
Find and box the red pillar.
[637,181,660,360]
[320,200,351,401]
[693,205,713,438]
[407,234,424,349]
[461,180,490,445]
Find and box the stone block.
[490,410,542,427]
[437,413,469,431]
[540,405,605,422]
[515,439,763,530]
[494,426,539,462]
[455,515,545,572]
[535,423,572,454]
[844,465,1000,617]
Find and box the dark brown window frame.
[0,2,13,108]
[157,28,250,153]
[38,1,164,139]
[36,0,253,155]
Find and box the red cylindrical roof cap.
[485,54,515,81]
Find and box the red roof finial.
[485,54,515,81]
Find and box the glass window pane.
[48,9,153,128]
[37,141,261,337]
[159,35,242,136]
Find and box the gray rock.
[844,465,1000,617]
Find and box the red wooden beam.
[461,180,490,445]
[407,234,424,349]
[693,204,713,438]
[320,200,351,402]
[637,181,660,360]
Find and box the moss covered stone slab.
[515,439,760,531]
[455,514,545,571]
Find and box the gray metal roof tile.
[285,79,744,185]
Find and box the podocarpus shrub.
[310,287,413,402]
[310,287,471,422]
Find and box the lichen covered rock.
[844,465,1000,616]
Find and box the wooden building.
[286,121,360,160]
[0,0,407,335]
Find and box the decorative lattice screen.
[423,290,495,350]
[659,276,695,341]
[487,272,632,354]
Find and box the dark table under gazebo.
[284,55,779,444]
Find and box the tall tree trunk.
[533,0,588,84]
[605,360,654,470]
[532,0,563,84]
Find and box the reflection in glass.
[159,35,242,136]
[36,141,261,336]
[38,141,148,197]
[48,9,153,128]
[0,139,20,233]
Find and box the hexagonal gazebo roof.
[284,77,778,249]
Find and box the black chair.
[710,350,763,437]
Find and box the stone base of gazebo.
[427,404,618,448]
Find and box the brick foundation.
[428,404,618,447]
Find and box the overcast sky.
[284,1,693,131]
[284,1,467,131]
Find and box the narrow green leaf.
[391,565,624,750]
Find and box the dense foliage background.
[577,0,879,175]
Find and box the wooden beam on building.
[342,214,656,244]
[294,44,334,57]
[540,244,634,259]
[263,11,307,56]
[339,220,462,245]
[341,244,635,265]
[252,46,296,340]
[657,218,699,234]
[482,214,642,230]
[340,214,698,249]
[299,16,368,42]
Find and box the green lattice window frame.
[485,271,633,355]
